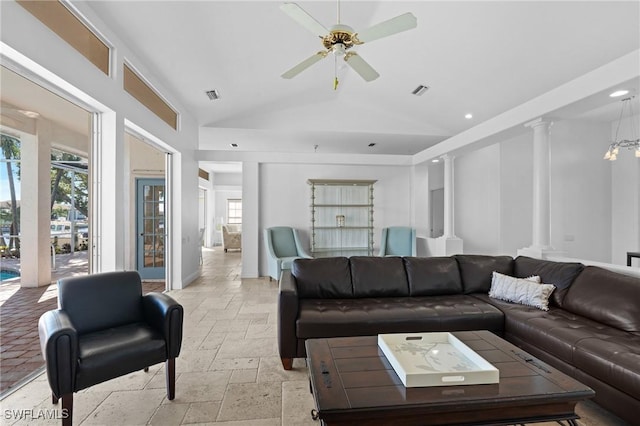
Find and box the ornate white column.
[518,118,558,259]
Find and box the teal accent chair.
[378,226,417,257]
[265,226,312,281]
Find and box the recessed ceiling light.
[230,143,238,147]
[368,143,376,147]
[431,159,439,163]
[206,89,220,100]
[18,109,40,118]
[411,85,429,96]
[610,90,629,98]
[464,113,473,119]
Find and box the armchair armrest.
[143,293,184,358]
[38,310,78,397]
[292,229,313,258]
[278,270,300,361]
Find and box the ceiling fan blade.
[280,3,328,37]
[281,51,328,79]
[344,52,379,82]
[355,12,417,43]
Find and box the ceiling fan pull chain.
[334,55,339,91]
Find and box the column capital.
[524,117,552,129]
[440,153,455,162]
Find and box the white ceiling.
[82,0,639,161]
[3,1,639,172]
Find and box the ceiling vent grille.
[206,89,220,100]
[412,85,429,96]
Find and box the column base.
[427,237,464,257]
[517,246,565,260]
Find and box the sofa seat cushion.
[76,322,167,391]
[476,293,635,366]
[296,296,504,338]
[572,336,640,399]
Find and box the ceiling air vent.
[412,85,429,96]
[206,89,220,100]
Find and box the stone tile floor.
[0,251,165,394]
[0,248,629,425]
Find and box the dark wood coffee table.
[305,331,594,425]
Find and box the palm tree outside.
[0,134,20,253]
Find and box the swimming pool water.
[0,270,19,281]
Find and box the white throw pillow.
[489,271,555,311]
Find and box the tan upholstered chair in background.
[222,224,241,252]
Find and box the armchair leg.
[52,393,59,404]
[281,357,293,370]
[61,393,73,426]
[144,367,149,372]
[166,358,176,400]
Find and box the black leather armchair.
[38,271,183,426]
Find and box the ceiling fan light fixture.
[603,96,640,161]
[412,85,429,96]
[206,89,220,101]
[280,2,417,84]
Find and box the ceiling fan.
[280,1,417,87]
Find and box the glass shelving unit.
[307,179,376,257]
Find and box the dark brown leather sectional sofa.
[277,254,640,424]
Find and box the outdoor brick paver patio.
[0,281,59,393]
[0,252,165,395]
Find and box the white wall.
[213,172,242,187]
[199,176,214,246]
[611,113,640,265]
[452,119,624,263]
[549,120,612,262]
[256,163,411,277]
[499,133,533,255]
[411,163,430,255]
[455,144,503,254]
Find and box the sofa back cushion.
[350,256,409,297]
[292,257,353,298]
[454,255,514,294]
[404,257,462,296]
[58,271,144,335]
[514,256,583,307]
[563,266,640,332]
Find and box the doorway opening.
[125,130,171,290]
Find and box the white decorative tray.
[377,332,499,388]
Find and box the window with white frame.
[227,199,242,224]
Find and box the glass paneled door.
[137,178,165,279]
